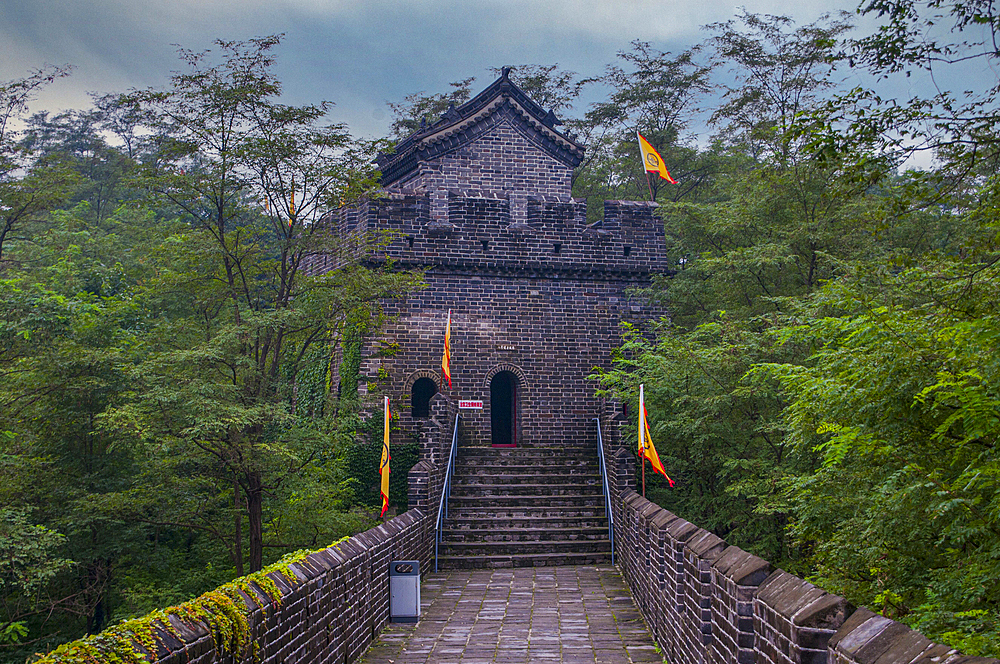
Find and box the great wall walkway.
[358,566,663,664]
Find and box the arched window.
[411,377,437,418]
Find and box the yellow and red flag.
[379,396,391,517]
[638,384,675,487]
[637,131,677,184]
[441,310,452,389]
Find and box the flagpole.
[380,396,391,521]
[384,395,388,522]
[639,384,647,498]
[644,171,654,202]
[442,309,452,392]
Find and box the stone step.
[457,448,597,457]
[440,538,611,556]
[451,475,604,491]
[434,438,609,568]
[462,436,597,452]
[443,515,609,530]
[457,447,597,459]
[454,462,600,470]
[449,482,603,497]
[454,464,600,476]
[452,463,601,477]
[441,505,607,519]
[441,527,610,543]
[446,495,606,508]
[435,550,612,570]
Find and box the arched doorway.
[490,371,518,447]
[410,377,437,419]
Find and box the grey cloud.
[2,0,867,139]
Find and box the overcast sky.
[0,0,913,140]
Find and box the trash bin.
[389,560,420,623]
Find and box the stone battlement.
[319,193,667,277]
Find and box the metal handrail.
[594,417,615,565]
[434,412,461,572]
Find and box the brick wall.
[407,394,459,519]
[314,192,667,451]
[396,113,574,200]
[614,490,999,664]
[40,510,434,664]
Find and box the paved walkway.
[360,565,663,664]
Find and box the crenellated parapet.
[320,191,668,278]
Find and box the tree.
[0,66,76,266]
[758,255,1000,656]
[0,507,72,648]
[101,36,419,574]
[745,1,1000,651]
[387,76,475,140]
[573,42,712,206]
[21,109,139,225]
[804,0,1000,192]
[489,64,588,115]
[596,12,880,567]
[706,10,853,164]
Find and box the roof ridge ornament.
[376,69,585,187]
[542,109,562,128]
[443,103,461,123]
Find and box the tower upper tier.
[376,68,585,200]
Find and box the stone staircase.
[436,445,612,569]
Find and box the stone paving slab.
[359,565,664,664]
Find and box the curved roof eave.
[378,68,586,187]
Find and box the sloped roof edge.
[378,68,585,187]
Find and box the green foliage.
[753,260,1000,655]
[573,41,714,212]
[0,66,75,265]
[31,545,330,664]
[706,10,853,163]
[0,38,417,661]
[344,408,419,515]
[94,35,421,578]
[0,508,73,646]
[387,77,476,140]
[595,6,1000,654]
[598,314,807,565]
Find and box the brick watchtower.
[319,68,668,449]
[313,69,666,566]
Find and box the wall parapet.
[38,509,433,664]
[616,491,998,664]
[306,191,670,278]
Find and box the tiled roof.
[377,67,586,187]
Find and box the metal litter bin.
[389,560,420,622]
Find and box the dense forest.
[2,0,1000,659]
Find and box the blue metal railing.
[434,413,461,572]
[594,417,615,565]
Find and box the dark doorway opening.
[490,371,518,447]
[411,377,437,419]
